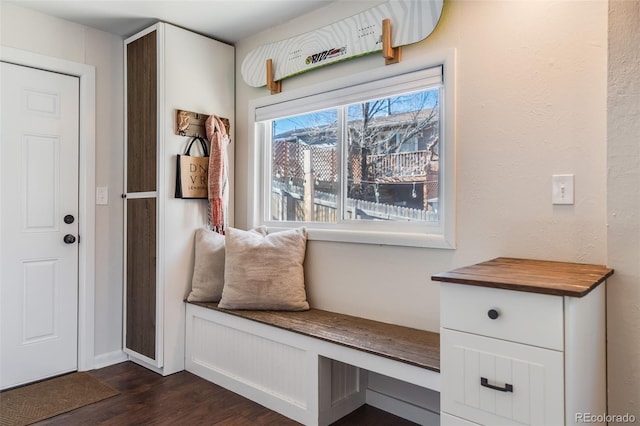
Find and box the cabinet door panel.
[126,197,157,360]
[441,329,563,426]
[126,30,157,193]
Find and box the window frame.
[248,49,456,249]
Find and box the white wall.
[607,0,640,418]
[0,3,125,361]
[235,0,608,333]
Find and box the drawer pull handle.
[487,309,500,320]
[481,377,513,392]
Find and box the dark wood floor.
[35,362,417,425]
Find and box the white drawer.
[441,329,564,426]
[440,283,564,350]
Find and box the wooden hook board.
[176,110,230,138]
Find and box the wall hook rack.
[176,110,230,138]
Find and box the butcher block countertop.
[431,257,614,297]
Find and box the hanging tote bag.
[175,136,209,199]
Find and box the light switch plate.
[96,186,109,205]
[552,174,574,205]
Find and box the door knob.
[63,234,76,244]
[64,214,75,224]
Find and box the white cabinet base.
[434,258,612,426]
[441,412,480,426]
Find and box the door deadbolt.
[64,215,75,224]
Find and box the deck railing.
[366,150,430,181]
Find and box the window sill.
[264,225,456,249]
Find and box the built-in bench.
[185,301,440,426]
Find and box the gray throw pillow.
[219,227,309,311]
[186,228,226,302]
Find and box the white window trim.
[248,49,456,249]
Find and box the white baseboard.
[93,350,128,370]
[366,388,440,426]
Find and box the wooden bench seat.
[188,301,440,373]
[185,301,440,425]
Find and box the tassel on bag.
[205,115,230,234]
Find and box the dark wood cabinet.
[125,28,158,364]
[123,23,234,375]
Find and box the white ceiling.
[7,0,335,44]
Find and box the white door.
[0,62,80,390]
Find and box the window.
[249,58,455,248]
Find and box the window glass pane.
[270,109,338,223]
[346,88,440,222]
[254,63,453,247]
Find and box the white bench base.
[185,303,440,425]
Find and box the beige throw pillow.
[187,226,267,302]
[219,227,309,311]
